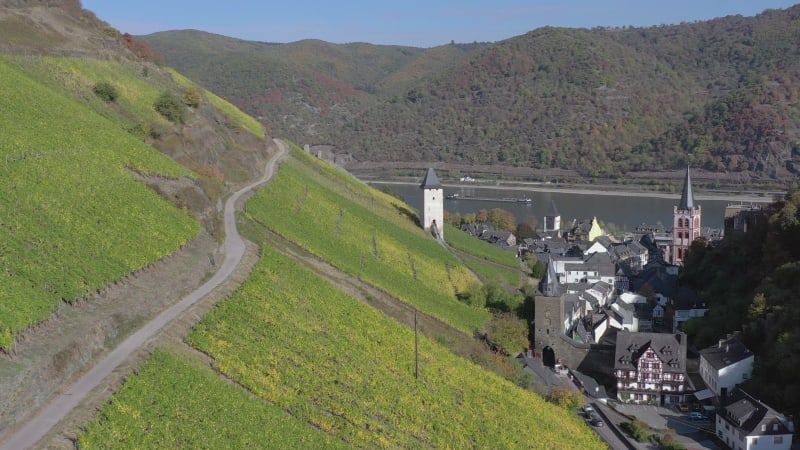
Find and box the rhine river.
[369,182,774,231]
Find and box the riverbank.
[369,180,778,204]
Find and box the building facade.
[699,336,754,397]
[615,332,687,405]
[716,389,793,450]
[671,166,701,265]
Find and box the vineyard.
[183,246,604,448]
[244,144,489,333]
[78,349,348,449]
[7,55,175,133]
[0,56,199,349]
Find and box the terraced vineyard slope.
[81,245,605,449]
[0,55,200,350]
[244,144,490,333]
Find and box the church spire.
[678,165,694,210]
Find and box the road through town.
[0,139,287,450]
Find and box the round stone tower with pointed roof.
[420,168,444,239]
[672,166,701,265]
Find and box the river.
[369,182,772,231]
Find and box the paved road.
[0,139,287,450]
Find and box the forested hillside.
[145,5,800,184]
[681,192,800,416]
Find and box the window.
[774,436,783,444]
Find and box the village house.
[666,292,708,332]
[550,251,616,288]
[615,331,688,405]
[565,216,603,242]
[699,335,754,398]
[608,292,654,332]
[459,222,517,249]
[716,388,793,450]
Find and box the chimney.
[726,344,730,353]
[719,338,725,348]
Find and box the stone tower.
[543,200,561,236]
[671,166,701,265]
[420,168,444,239]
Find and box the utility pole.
[414,308,419,379]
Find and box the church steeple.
[671,165,701,265]
[678,165,694,210]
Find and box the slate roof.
[719,389,793,436]
[679,165,695,210]
[699,336,753,370]
[540,257,561,297]
[609,241,648,263]
[614,331,687,372]
[419,167,443,189]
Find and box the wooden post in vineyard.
[414,308,419,380]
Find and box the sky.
[82,1,799,48]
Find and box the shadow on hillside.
[395,205,421,227]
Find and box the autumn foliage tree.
[121,33,163,64]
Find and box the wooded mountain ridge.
[142,5,800,186]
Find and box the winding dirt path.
[0,139,288,450]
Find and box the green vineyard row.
[78,349,348,449]
[179,245,605,449]
[0,56,199,349]
[245,145,489,333]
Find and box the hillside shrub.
[154,90,187,123]
[621,418,651,442]
[92,81,118,102]
[547,386,584,410]
[486,312,529,355]
[182,87,202,108]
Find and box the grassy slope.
[245,144,490,333]
[0,55,199,348]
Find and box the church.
[670,166,701,266]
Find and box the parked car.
[583,405,595,415]
[688,412,705,420]
[590,418,605,427]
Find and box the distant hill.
[144,6,800,185]
[140,30,486,140]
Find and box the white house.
[699,336,754,398]
[716,389,793,450]
[608,292,654,332]
[555,252,616,286]
[582,281,614,309]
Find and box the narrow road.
[0,139,288,450]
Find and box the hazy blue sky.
[82,1,798,48]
